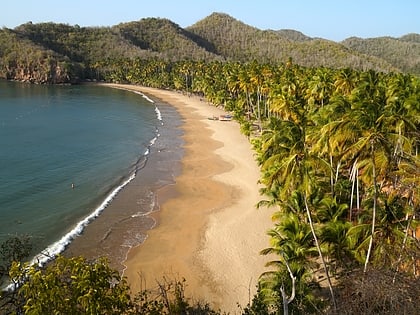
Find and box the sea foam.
[1,84,166,292]
[28,89,163,267]
[30,171,136,266]
[132,90,154,104]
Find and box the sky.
[1,0,419,41]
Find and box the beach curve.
[106,84,273,314]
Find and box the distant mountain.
[186,12,276,58]
[0,12,418,83]
[114,18,219,60]
[187,13,399,72]
[13,22,151,62]
[400,33,420,43]
[275,29,312,42]
[341,35,420,75]
[0,27,77,83]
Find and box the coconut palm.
[261,212,318,276]
[311,93,353,197]
[327,70,399,272]
[259,88,337,309]
[333,68,358,96]
[260,212,320,313]
[320,219,354,272]
[317,197,354,272]
[305,67,334,108]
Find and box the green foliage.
[247,64,419,313]
[14,22,147,63]
[9,255,131,314]
[342,36,420,75]
[132,277,221,315]
[187,13,401,72]
[0,235,33,280]
[240,285,272,315]
[2,255,222,315]
[0,34,419,312]
[1,13,418,83]
[0,28,75,83]
[116,19,216,61]
[258,268,324,314]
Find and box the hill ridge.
[0,12,418,83]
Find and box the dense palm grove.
[1,59,419,314]
[106,58,420,313]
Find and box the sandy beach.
[106,84,273,313]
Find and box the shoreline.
[63,85,184,273]
[105,84,273,313]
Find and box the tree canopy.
[0,18,419,312]
[0,13,418,83]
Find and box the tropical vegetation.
[1,12,419,315]
[1,250,220,314]
[1,13,419,84]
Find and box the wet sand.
[106,85,273,313]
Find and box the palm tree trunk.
[356,168,360,210]
[335,161,341,184]
[280,253,296,315]
[257,86,262,133]
[364,146,377,273]
[349,161,360,221]
[304,194,337,311]
[330,153,335,196]
[350,162,356,221]
[393,213,413,282]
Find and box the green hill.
[0,27,77,83]
[341,35,420,75]
[0,12,417,83]
[275,29,312,42]
[187,13,398,71]
[114,18,219,60]
[13,22,150,63]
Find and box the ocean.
[0,81,183,270]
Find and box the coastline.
[105,84,273,313]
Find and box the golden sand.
[106,85,273,314]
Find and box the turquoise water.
[0,81,181,265]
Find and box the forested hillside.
[0,27,76,83]
[186,13,398,71]
[342,34,420,75]
[0,12,418,84]
[115,18,219,60]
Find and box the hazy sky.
[1,0,419,41]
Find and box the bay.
[0,81,182,266]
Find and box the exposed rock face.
[5,62,71,84]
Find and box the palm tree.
[260,212,319,313]
[259,86,337,309]
[261,212,318,277]
[317,197,354,272]
[333,68,358,96]
[328,70,394,272]
[305,67,334,108]
[311,93,353,197]
[238,66,259,125]
[268,67,305,123]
